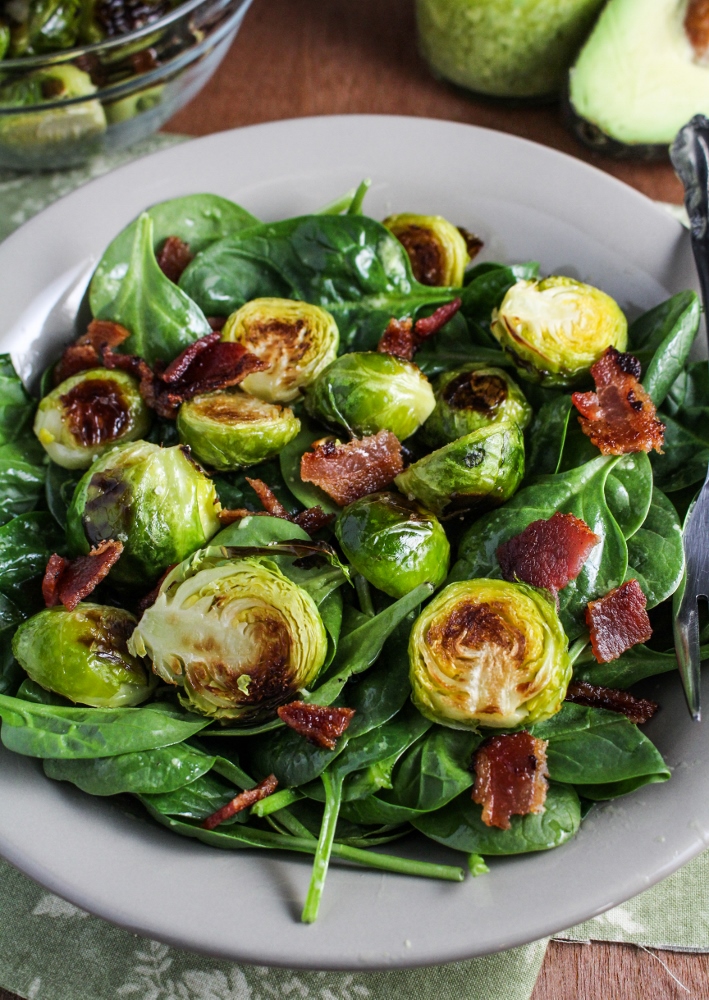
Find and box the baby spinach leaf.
[626,488,683,608]
[0,438,46,526]
[453,457,627,639]
[526,394,572,478]
[652,362,709,493]
[0,696,210,758]
[143,771,248,823]
[98,213,212,366]
[414,312,510,378]
[460,262,539,322]
[412,783,581,855]
[0,592,25,697]
[384,727,479,812]
[45,461,82,530]
[573,644,682,688]
[604,453,653,540]
[179,215,455,351]
[213,458,302,517]
[0,356,35,445]
[0,513,64,594]
[629,291,701,405]
[90,194,259,316]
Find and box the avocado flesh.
[568,0,709,151]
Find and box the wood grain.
[0,2,699,998]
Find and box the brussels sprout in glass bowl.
[0,0,254,170]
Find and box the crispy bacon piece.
[217,508,257,526]
[565,680,658,725]
[572,347,665,455]
[686,0,709,60]
[300,431,404,506]
[496,512,600,596]
[277,701,355,750]
[53,320,131,385]
[245,477,290,519]
[41,540,123,612]
[472,732,549,830]
[201,774,279,831]
[242,478,335,537]
[156,236,193,284]
[207,316,227,332]
[458,227,484,260]
[377,299,462,360]
[586,579,652,664]
[293,506,335,535]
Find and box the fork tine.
[674,581,702,722]
[672,483,709,721]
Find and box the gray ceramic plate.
[0,116,706,971]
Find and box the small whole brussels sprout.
[129,552,327,721]
[34,368,151,470]
[491,276,628,387]
[304,352,435,441]
[421,365,532,448]
[12,603,155,708]
[66,441,221,587]
[395,422,525,517]
[221,298,339,403]
[383,213,470,286]
[177,390,301,471]
[409,579,571,729]
[336,491,449,598]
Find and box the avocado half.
[566,0,709,159]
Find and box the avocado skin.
[562,86,670,161]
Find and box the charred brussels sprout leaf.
[335,492,450,598]
[395,421,525,517]
[129,552,328,722]
[66,441,221,586]
[177,390,300,471]
[12,603,155,708]
[34,368,151,469]
[421,364,532,448]
[382,213,470,286]
[409,579,571,730]
[304,352,435,441]
[491,276,628,387]
[222,298,338,403]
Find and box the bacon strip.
[377,298,462,361]
[572,347,665,455]
[277,701,355,750]
[565,680,658,725]
[300,431,404,506]
[156,236,193,284]
[201,774,278,831]
[53,320,131,385]
[230,478,335,537]
[586,579,652,664]
[245,477,291,520]
[496,512,599,596]
[41,540,124,612]
[472,732,549,830]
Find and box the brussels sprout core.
[130,554,327,721]
[336,491,450,598]
[491,276,628,387]
[34,368,151,469]
[66,441,221,586]
[409,579,571,729]
[222,298,339,403]
[304,352,435,440]
[177,390,301,471]
[383,213,469,286]
[395,422,525,517]
[422,365,532,448]
[12,603,155,708]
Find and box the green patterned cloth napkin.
[0,135,706,1000]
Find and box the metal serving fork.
[669,115,709,721]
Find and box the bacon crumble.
[565,680,658,725]
[156,235,193,284]
[496,512,600,597]
[472,732,549,830]
[572,347,665,455]
[53,320,131,385]
[201,774,279,831]
[217,478,335,538]
[377,298,462,361]
[300,431,404,506]
[586,579,652,664]
[42,540,124,612]
[277,701,356,750]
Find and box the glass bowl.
[0,0,253,171]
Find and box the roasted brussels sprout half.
[34,368,151,470]
[66,441,221,587]
[383,213,470,286]
[336,491,449,598]
[222,298,339,403]
[25,0,82,53]
[12,603,155,708]
[421,365,532,448]
[129,551,328,721]
[304,352,435,441]
[177,390,301,471]
[409,579,571,729]
[395,422,525,517]
[491,276,628,387]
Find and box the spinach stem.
[346,179,372,216]
[354,574,375,617]
[302,772,343,923]
[251,788,302,817]
[568,635,590,665]
[267,808,316,840]
[315,188,357,216]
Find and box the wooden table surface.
[3,2,706,998]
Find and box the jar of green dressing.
[415,0,605,101]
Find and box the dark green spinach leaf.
[626,487,683,608]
